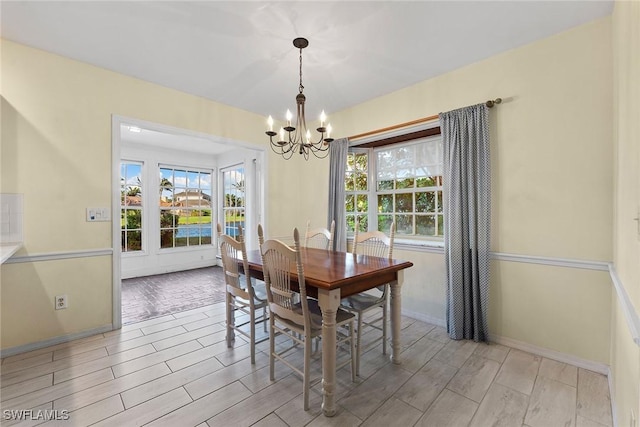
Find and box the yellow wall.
[332,17,614,364]
[611,0,640,425]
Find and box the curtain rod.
[348,98,502,141]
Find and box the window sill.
[394,239,444,253]
[347,237,444,254]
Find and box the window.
[221,165,245,237]
[159,166,213,249]
[121,161,143,252]
[345,151,369,232]
[346,135,444,239]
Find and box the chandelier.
[265,37,334,160]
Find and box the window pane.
[416,176,437,187]
[396,214,413,234]
[437,214,444,236]
[200,173,211,189]
[378,215,393,233]
[416,215,436,236]
[126,230,142,251]
[174,169,187,188]
[395,193,413,213]
[356,194,368,212]
[175,227,188,247]
[345,194,355,212]
[416,192,435,212]
[437,191,443,213]
[125,210,142,230]
[377,194,393,213]
[354,153,368,171]
[160,210,175,227]
[200,209,212,225]
[354,172,367,191]
[345,172,355,191]
[395,177,414,189]
[346,215,356,232]
[346,153,355,172]
[201,225,212,243]
[160,229,173,248]
[356,215,368,232]
[378,180,393,190]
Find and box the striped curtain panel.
[439,104,491,342]
[327,138,349,252]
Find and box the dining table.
[244,246,413,417]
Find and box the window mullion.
[369,147,377,232]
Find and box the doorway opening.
[112,116,265,327]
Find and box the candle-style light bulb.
[279,127,285,141]
[267,115,274,132]
[305,129,311,143]
[326,124,332,138]
[320,110,326,127]
[286,110,293,126]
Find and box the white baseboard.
[401,310,609,374]
[121,260,217,279]
[0,324,113,358]
[402,309,446,328]
[490,334,609,375]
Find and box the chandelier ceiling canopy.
[265,37,333,160]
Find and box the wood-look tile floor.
[1,303,613,427]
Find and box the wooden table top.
[245,247,413,298]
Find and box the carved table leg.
[317,287,341,417]
[390,271,404,364]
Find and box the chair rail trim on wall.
[609,263,640,346]
[4,248,113,264]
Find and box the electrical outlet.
[55,295,68,310]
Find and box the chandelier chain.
[298,47,304,94]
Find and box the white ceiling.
[2,1,613,122]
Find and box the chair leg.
[226,293,234,347]
[262,307,268,332]
[303,332,312,411]
[356,313,363,376]
[382,302,387,355]
[349,321,356,382]
[269,318,275,381]
[250,306,256,365]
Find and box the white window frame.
[220,164,246,238]
[346,123,444,247]
[120,160,145,253]
[372,136,444,241]
[158,164,214,250]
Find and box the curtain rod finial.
[486,98,502,108]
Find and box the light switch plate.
[86,207,110,222]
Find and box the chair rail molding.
[3,248,113,264]
[609,263,640,346]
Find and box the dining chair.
[304,220,335,250]
[217,223,268,364]
[257,224,356,411]
[341,220,395,376]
